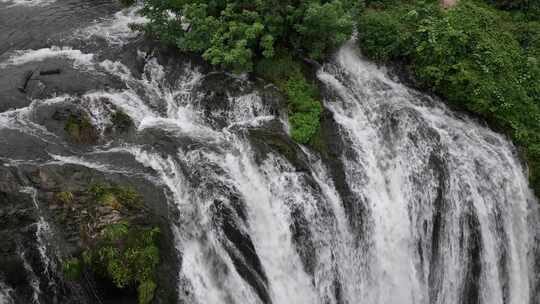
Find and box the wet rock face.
[0,159,178,304]
[0,167,37,303]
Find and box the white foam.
[0,46,94,68]
[75,6,147,46]
[0,281,15,304]
[0,0,55,7]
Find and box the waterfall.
[0,4,538,304]
[0,281,15,304]
[317,43,538,304]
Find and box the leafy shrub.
[357,0,540,196]
[256,56,321,143]
[286,75,322,144]
[82,222,161,304]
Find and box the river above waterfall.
[1,1,539,304]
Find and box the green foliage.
[89,183,143,210]
[55,191,74,205]
[286,74,322,144]
[357,0,540,196]
[62,257,82,280]
[483,0,540,21]
[138,280,157,304]
[82,222,161,304]
[139,0,354,72]
[256,56,321,143]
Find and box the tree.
[139,0,354,72]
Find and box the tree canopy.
[139,0,355,72]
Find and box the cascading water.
[0,2,538,304]
[317,43,539,304]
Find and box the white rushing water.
[316,43,536,304]
[74,5,148,46]
[0,4,538,303]
[0,281,15,304]
[0,47,94,69]
[0,0,55,8]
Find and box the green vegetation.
[484,0,540,20]
[356,0,540,196]
[62,257,82,280]
[63,221,161,304]
[89,183,144,210]
[82,222,161,304]
[138,0,355,143]
[55,191,74,205]
[139,0,354,72]
[65,114,98,144]
[59,183,161,304]
[255,56,321,143]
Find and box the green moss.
[62,257,82,280]
[256,56,322,144]
[111,110,133,131]
[90,183,143,210]
[138,280,157,304]
[55,191,74,205]
[286,74,322,144]
[64,114,98,144]
[266,136,297,163]
[308,128,330,158]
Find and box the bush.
[256,56,321,143]
[286,75,322,144]
[357,0,540,196]
[82,222,161,304]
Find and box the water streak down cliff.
[0,2,539,304]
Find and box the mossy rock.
[256,55,322,144]
[64,114,98,144]
[89,183,144,211]
[111,110,134,132]
[249,124,310,172]
[55,191,74,205]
